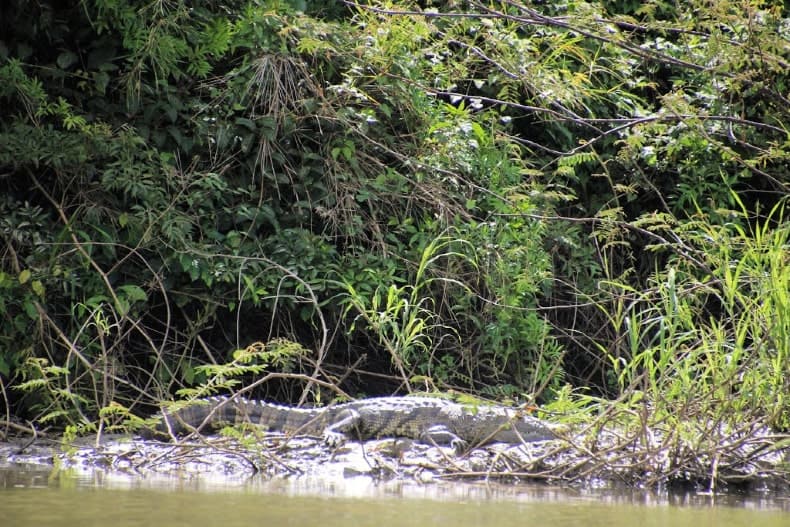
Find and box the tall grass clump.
[558,198,790,485]
[611,199,788,425]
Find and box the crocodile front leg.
[321,408,362,446]
[421,425,467,451]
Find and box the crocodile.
[140,396,559,449]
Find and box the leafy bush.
[0,0,787,442]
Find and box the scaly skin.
[141,396,559,448]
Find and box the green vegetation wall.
[1,0,787,432]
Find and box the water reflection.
[1,463,788,514]
[1,481,788,527]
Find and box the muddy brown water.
[2,465,789,527]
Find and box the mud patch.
[2,427,788,496]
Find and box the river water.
[1,466,788,527]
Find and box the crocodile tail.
[139,396,237,439]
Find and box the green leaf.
[56,51,78,69]
[85,294,110,308]
[18,269,31,284]
[115,297,130,317]
[118,284,148,303]
[23,300,38,320]
[31,280,45,298]
[235,117,256,131]
[93,71,110,94]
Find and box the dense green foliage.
[1,0,788,441]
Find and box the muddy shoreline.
[2,430,789,498]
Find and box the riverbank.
[2,423,788,497]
